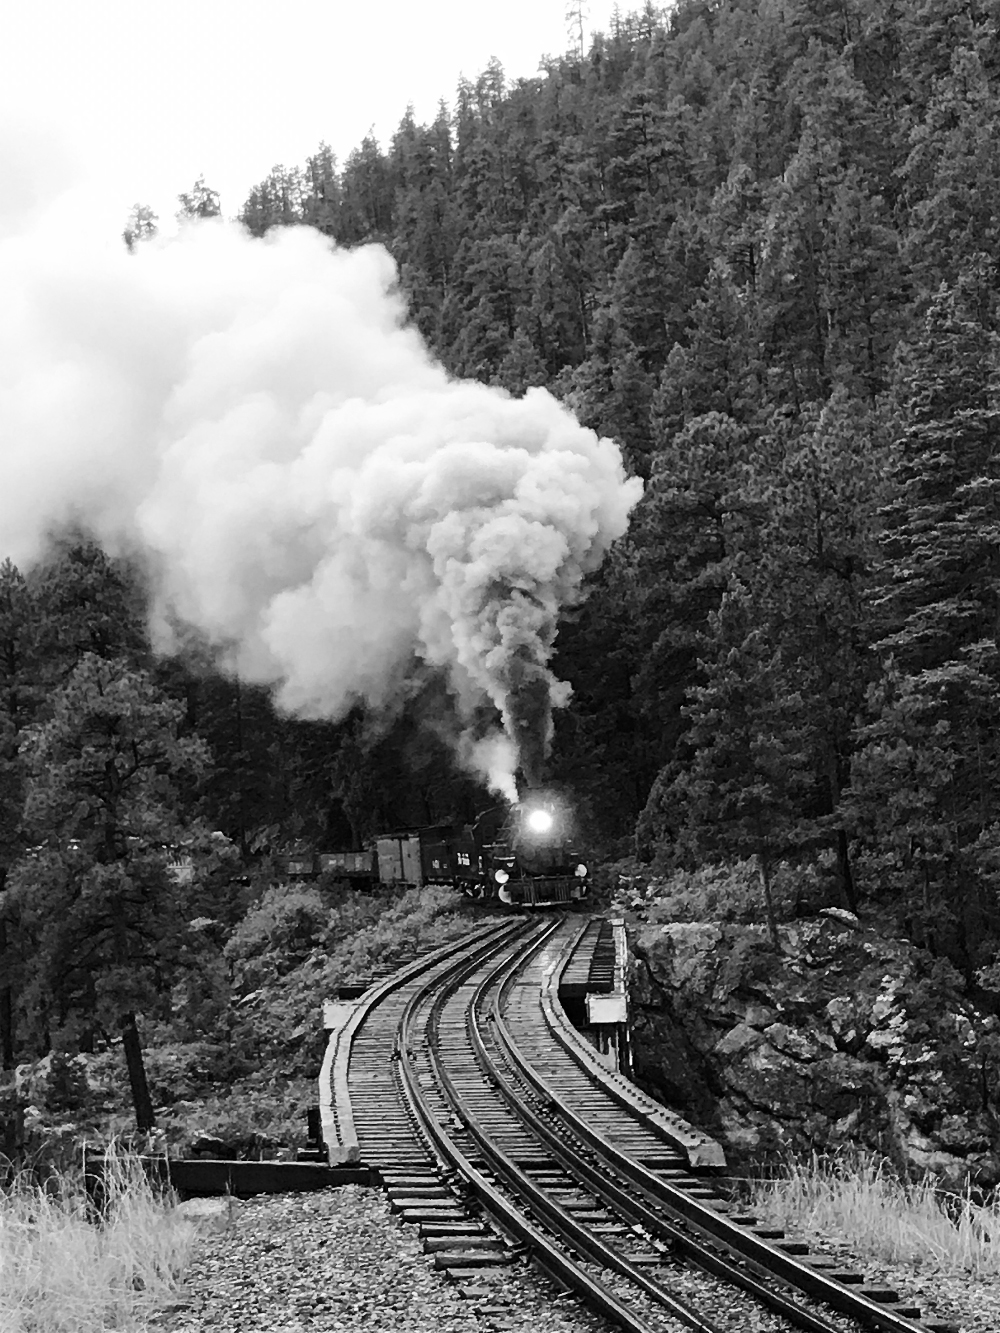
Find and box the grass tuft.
[748,1152,1000,1278]
[0,1140,196,1332]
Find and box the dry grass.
[0,1141,196,1332]
[749,1152,1000,1278]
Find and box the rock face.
[629,913,1000,1186]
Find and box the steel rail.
[323,917,526,1163]
[475,939,852,1333]
[529,918,725,1165]
[422,921,740,1333]
[490,926,937,1333]
[396,916,690,1333]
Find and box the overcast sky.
[4,0,619,232]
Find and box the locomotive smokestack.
[0,157,642,793]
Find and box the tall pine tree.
[852,277,1000,966]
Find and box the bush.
[214,884,477,1081]
[176,1079,312,1158]
[333,886,467,979]
[636,859,818,925]
[225,885,330,983]
[142,1042,252,1105]
[6,883,484,1166]
[13,1053,94,1114]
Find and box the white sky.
[4,0,620,233]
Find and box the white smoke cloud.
[0,188,642,796]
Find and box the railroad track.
[329,915,957,1333]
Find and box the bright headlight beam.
[526,809,554,834]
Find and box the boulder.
[176,1196,240,1233]
[819,908,860,928]
[763,1022,835,1061]
[189,1135,238,1159]
[714,1023,765,1058]
[742,1002,778,1027]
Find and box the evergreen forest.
[7,0,1000,1088]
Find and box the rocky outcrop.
[629,912,1000,1186]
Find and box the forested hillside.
[234,0,1000,968]
[5,0,1000,1088]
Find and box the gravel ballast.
[153,1186,1000,1333]
[155,1185,614,1333]
[795,1236,1000,1333]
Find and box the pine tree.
[176,176,221,220]
[122,203,158,252]
[30,541,149,682]
[852,277,1000,963]
[8,656,209,1127]
[338,137,393,243]
[667,579,815,949]
[0,560,38,1067]
[561,310,655,472]
[742,393,889,908]
[238,165,305,237]
[302,142,342,236]
[903,46,1000,296]
[875,279,1000,671]
[493,330,549,395]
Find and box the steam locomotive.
[483,796,590,907]
[278,793,590,908]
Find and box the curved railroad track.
[328,914,957,1333]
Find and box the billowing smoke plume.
[0,169,641,798]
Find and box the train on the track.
[277,792,590,908]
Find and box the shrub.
[142,1041,252,1105]
[333,886,467,979]
[639,859,814,925]
[13,1053,94,1114]
[225,884,330,983]
[177,1080,311,1157]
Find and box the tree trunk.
[835,826,858,913]
[757,847,781,951]
[823,743,857,912]
[119,1012,155,1132]
[0,880,14,1067]
[0,869,13,1066]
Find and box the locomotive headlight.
[575,863,588,878]
[526,809,554,834]
[494,868,509,884]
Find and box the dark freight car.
[375,827,485,891]
[279,848,376,884]
[317,851,375,878]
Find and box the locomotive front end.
[493,792,589,907]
